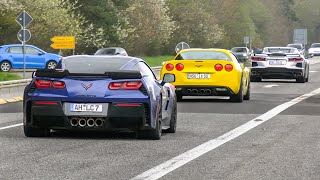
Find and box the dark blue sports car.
[23,55,177,140]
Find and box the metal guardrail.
[0,66,162,88]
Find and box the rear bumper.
[24,101,152,131]
[251,67,304,79]
[175,86,236,96]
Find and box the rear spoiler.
[253,53,301,57]
[34,69,142,79]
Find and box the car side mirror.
[38,52,44,56]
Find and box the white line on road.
[131,87,320,180]
[0,123,23,131]
[264,84,279,88]
[310,71,318,73]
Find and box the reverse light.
[166,63,174,71]
[215,64,223,71]
[225,64,233,72]
[175,63,184,71]
[35,79,51,88]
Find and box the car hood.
[46,53,62,58]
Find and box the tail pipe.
[95,118,104,127]
[205,89,212,94]
[70,117,79,127]
[192,89,198,94]
[87,118,95,127]
[187,89,192,94]
[200,89,205,94]
[78,118,87,127]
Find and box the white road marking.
[264,84,279,88]
[131,87,320,180]
[0,123,23,131]
[310,71,318,73]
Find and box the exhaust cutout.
[87,118,95,127]
[78,118,87,127]
[70,117,79,127]
[95,118,104,127]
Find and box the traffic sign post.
[16,10,33,79]
[50,36,76,54]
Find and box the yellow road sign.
[50,43,75,49]
[50,36,75,43]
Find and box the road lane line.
[131,87,320,180]
[0,123,23,131]
[264,84,279,88]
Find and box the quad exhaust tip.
[95,118,104,127]
[69,117,104,127]
[78,118,87,127]
[87,118,95,127]
[70,117,79,127]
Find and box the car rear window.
[267,48,292,53]
[287,44,302,50]
[231,48,247,53]
[95,48,116,55]
[311,44,320,48]
[62,57,128,73]
[175,51,232,61]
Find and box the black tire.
[243,81,251,100]
[296,76,306,83]
[0,61,11,72]
[230,80,244,103]
[137,99,162,140]
[164,100,177,133]
[24,125,50,137]
[250,76,261,82]
[46,60,57,69]
[176,93,183,102]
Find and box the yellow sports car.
[160,48,251,102]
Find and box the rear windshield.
[175,51,231,60]
[231,48,247,53]
[267,48,292,53]
[95,48,116,55]
[311,43,320,48]
[287,44,302,50]
[62,57,128,73]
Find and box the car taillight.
[52,81,65,89]
[166,63,174,71]
[288,58,303,62]
[225,64,233,72]
[109,81,142,90]
[109,82,122,90]
[251,57,266,61]
[215,64,223,71]
[175,63,184,71]
[35,79,51,88]
[123,81,142,90]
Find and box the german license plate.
[187,73,210,79]
[70,104,103,112]
[269,60,286,65]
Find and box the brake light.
[115,103,141,107]
[251,57,266,61]
[225,64,233,72]
[34,101,58,105]
[123,81,142,90]
[166,63,174,71]
[175,63,184,71]
[215,64,223,71]
[52,81,65,89]
[35,79,51,88]
[109,82,122,90]
[288,58,303,62]
[109,81,142,90]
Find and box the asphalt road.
[1,60,320,179]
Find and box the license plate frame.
[187,73,211,79]
[269,60,286,65]
[70,103,103,112]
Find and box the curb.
[0,96,23,105]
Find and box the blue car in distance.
[0,44,61,72]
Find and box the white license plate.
[269,60,286,65]
[187,73,210,79]
[70,104,103,112]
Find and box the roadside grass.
[139,55,174,67]
[0,72,22,81]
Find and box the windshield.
[231,48,247,53]
[311,43,320,48]
[176,51,232,60]
[287,44,302,50]
[62,57,128,73]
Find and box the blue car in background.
[0,44,61,72]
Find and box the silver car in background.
[251,47,310,83]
